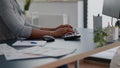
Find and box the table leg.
[75,60,80,68]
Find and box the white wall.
[78,1,83,28]
[18,0,84,28]
[29,2,78,27]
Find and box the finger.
[66,28,74,33]
[66,24,73,28]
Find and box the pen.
[30,42,37,44]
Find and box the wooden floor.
[68,60,110,68]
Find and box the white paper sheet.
[0,44,76,60]
[4,51,44,61]
[0,44,17,55]
[19,46,76,57]
[12,40,46,46]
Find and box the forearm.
[29,29,54,39]
[40,27,56,31]
[29,26,74,39]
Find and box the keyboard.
[63,29,81,40]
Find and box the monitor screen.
[102,0,120,18]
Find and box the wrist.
[53,27,57,31]
[49,31,55,36]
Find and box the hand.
[52,28,74,38]
[56,24,73,29]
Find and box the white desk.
[0,28,120,68]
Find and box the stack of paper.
[4,50,45,61]
[0,44,76,61]
[12,40,46,46]
[19,46,76,57]
[0,44,42,60]
[0,44,17,55]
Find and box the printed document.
[0,44,17,55]
[12,40,46,46]
[4,50,45,61]
[19,46,76,57]
[0,44,76,60]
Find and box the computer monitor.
[102,0,120,19]
[102,0,120,36]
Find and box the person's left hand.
[56,24,73,29]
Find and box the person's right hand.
[52,28,74,38]
[55,24,73,30]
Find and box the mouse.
[42,35,55,42]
